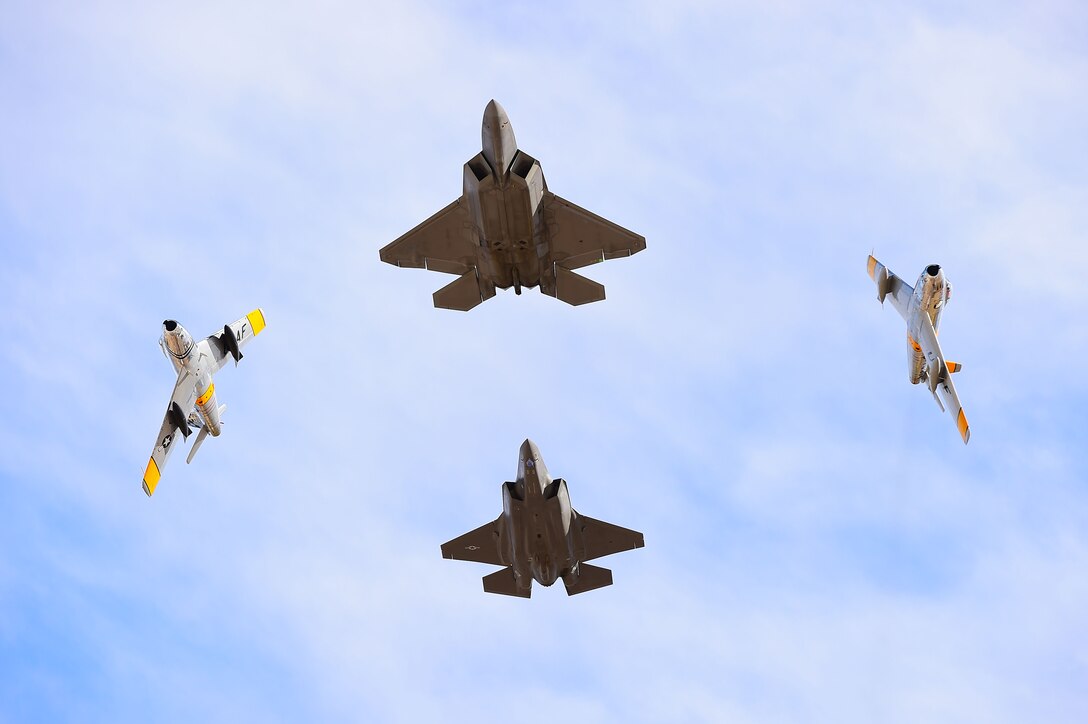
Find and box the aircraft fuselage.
[160,320,222,436]
[460,101,555,297]
[906,265,952,384]
[499,440,577,592]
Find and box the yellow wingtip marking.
[867,255,877,280]
[957,409,969,444]
[143,457,160,496]
[247,309,266,336]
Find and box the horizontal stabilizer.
[553,266,605,306]
[433,269,485,311]
[482,567,531,598]
[947,361,962,373]
[185,405,224,465]
[564,563,613,596]
[186,427,210,465]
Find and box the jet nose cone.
[481,99,517,176]
[520,439,540,462]
[163,319,179,331]
[926,264,941,277]
[484,99,508,124]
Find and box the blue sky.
[1,1,1087,721]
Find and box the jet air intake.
[162,321,194,359]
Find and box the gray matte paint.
[380,100,646,310]
[441,440,645,597]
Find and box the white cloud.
[1,1,1087,722]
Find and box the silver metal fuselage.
[906,265,952,384]
[461,102,553,296]
[161,320,222,436]
[500,440,576,589]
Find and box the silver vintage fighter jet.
[442,440,644,597]
[141,310,266,496]
[867,255,970,443]
[380,100,646,310]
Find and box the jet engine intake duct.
[162,321,194,359]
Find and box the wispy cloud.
[1,1,1086,722]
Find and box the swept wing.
[142,371,199,496]
[867,255,914,321]
[577,514,645,562]
[206,309,267,372]
[544,193,646,270]
[441,518,504,566]
[914,312,971,444]
[379,200,477,275]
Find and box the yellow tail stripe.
[143,457,160,496]
[867,255,878,280]
[246,308,266,336]
[196,382,215,407]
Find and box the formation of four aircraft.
[141,100,971,598]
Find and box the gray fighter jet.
[380,100,646,310]
[442,440,644,597]
[867,255,970,443]
[141,310,266,496]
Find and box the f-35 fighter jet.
[141,310,266,496]
[867,256,970,443]
[442,440,644,597]
[380,100,646,310]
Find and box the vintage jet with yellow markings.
[380,100,646,310]
[867,256,970,443]
[141,309,266,496]
[442,440,644,597]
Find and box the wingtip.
[142,458,160,496]
[246,308,266,335]
[957,409,970,444]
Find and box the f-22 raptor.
[442,440,644,597]
[380,100,646,310]
[141,310,266,496]
[867,255,970,444]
